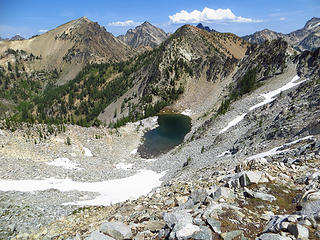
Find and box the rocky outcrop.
[296,47,320,80]
[196,23,217,33]
[233,38,290,84]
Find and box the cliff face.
[296,47,320,80]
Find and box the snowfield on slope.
[0,170,166,206]
[219,75,306,134]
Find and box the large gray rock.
[225,171,268,188]
[85,231,116,240]
[213,187,235,201]
[256,233,291,240]
[191,226,213,240]
[244,187,276,202]
[301,200,320,216]
[163,210,200,240]
[191,188,207,204]
[99,221,132,240]
[142,220,165,232]
[206,218,221,234]
[264,215,289,233]
[163,210,193,229]
[173,222,201,240]
[287,223,309,239]
[221,230,243,240]
[240,171,268,187]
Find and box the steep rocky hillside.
[21,24,248,127]
[118,21,168,49]
[2,46,320,240]
[0,17,133,84]
[296,47,320,79]
[243,17,320,51]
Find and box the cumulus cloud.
[169,7,260,24]
[279,17,286,21]
[38,29,47,33]
[108,20,135,27]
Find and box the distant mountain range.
[243,17,320,51]
[0,34,25,41]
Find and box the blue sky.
[0,0,319,38]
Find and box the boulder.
[191,188,208,204]
[221,230,243,240]
[256,233,291,240]
[163,210,200,240]
[264,215,288,233]
[244,188,276,202]
[287,223,309,239]
[240,171,268,187]
[213,187,235,201]
[191,226,213,240]
[99,222,132,240]
[300,200,320,216]
[206,218,221,234]
[85,231,115,240]
[163,210,193,229]
[174,222,200,240]
[225,171,268,188]
[142,220,165,232]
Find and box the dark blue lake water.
[138,114,191,158]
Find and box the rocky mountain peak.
[118,21,168,49]
[304,17,320,31]
[196,23,216,33]
[141,21,152,27]
[10,35,25,41]
[243,17,320,51]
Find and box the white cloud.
[38,29,47,33]
[169,7,261,24]
[108,20,135,27]
[279,17,286,21]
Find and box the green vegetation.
[66,136,71,145]
[218,68,258,115]
[0,34,196,129]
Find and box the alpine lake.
[138,113,192,158]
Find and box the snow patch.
[116,162,133,170]
[250,75,305,111]
[83,147,93,157]
[130,149,137,155]
[219,113,247,134]
[0,170,166,206]
[219,75,306,134]
[247,136,315,160]
[144,158,158,162]
[46,158,83,170]
[307,22,320,30]
[216,151,230,158]
[181,109,192,116]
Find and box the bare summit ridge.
[118,21,168,49]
